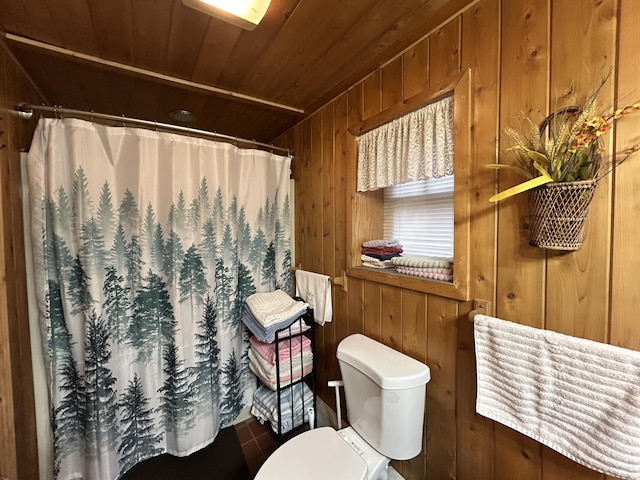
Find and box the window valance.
[356,95,454,192]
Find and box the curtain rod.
[17,104,292,156]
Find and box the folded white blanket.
[474,314,640,480]
[245,290,308,327]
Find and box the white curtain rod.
[17,104,292,156]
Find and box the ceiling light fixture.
[182,0,271,31]
[169,109,197,123]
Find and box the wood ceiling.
[0,0,472,143]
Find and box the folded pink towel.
[250,335,311,365]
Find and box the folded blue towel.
[242,307,310,343]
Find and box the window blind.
[383,176,454,258]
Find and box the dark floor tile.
[255,431,279,458]
[235,422,253,445]
[248,418,272,438]
[241,439,266,477]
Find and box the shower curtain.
[26,118,292,480]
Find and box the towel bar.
[290,266,347,293]
[468,299,492,322]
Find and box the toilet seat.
[254,427,368,480]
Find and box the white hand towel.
[474,314,640,480]
[295,269,332,325]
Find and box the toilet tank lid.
[337,334,431,389]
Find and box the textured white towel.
[245,290,308,327]
[295,269,332,325]
[474,314,640,480]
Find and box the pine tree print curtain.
[26,118,292,480]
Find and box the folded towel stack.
[391,255,454,281]
[361,239,403,267]
[241,290,309,343]
[251,383,315,434]
[248,334,313,390]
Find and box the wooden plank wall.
[276,0,640,478]
[0,42,42,479]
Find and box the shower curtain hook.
[90,110,95,123]
[121,114,126,127]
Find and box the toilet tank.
[337,334,431,460]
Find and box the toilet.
[255,333,431,480]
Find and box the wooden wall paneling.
[362,70,381,120]
[320,103,337,387]
[429,16,462,88]
[495,0,548,329]
[461,0,499,303]
[403,38,429,100]
[456,299,493,480]
[345,83,384,267]
[611,0,640,351]
[545,0,616,343]
[456,2,499,476]
[362,280,381,342]
[381,56,403,111]
[493,2,549,478]
[72,61,115,114]
[290,125,304,271]
[346,277,364,338]
[308,113,323,274]
[27,53,85,109]
[300,120,312,269]
[307,112,325,389]
[0,42,19,480]
[546,2,616,479]
[399,290,427,480]
[332,93,349,382]
[95,69,136,118]
[425,295,458,480]
[3,54,35,480]
[0,42,40,480]
[345,86,362,268]
[380,284,402,350]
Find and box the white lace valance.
[356,94,454,192]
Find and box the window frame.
[347,69,472,301]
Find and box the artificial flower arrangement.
[487,76,640,203]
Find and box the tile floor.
[233,417,280,477]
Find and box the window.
[383,176,454,258]
[347,70,472,300]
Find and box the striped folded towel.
[474,314,640,480]
[391,255,453,269]
[251,383,314,434]
[395,265,453,281]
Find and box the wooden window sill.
[348,265,468,300]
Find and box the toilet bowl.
[254,334,431,480]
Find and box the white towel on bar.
[474,314,640,480]
[295,269,332,325]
